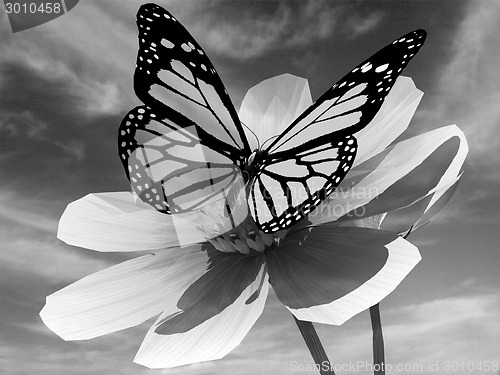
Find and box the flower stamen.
[207,214,287,255]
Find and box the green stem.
[293,315,336,375]
[369,304,385,375]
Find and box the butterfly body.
[241,149,265,182]
[119,3,426,233]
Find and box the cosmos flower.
[40,74,468,368]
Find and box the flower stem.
[368,230,410,374]
[369,304,385,375]
[293,315,336,375]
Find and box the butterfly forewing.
[134,3,250,159]
[267,29,426,154]
[252,29,427,232]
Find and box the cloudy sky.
[1,1,499,374]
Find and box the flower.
[40,74,468,368]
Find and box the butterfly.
[119,3,426,234]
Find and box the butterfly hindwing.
[250,134,357,232]
[252,30,427,232]
[119,105,243,214]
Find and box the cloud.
[0,58,127,202]
[308,294,500,372]
[0,319,160,375]
[0,1,137,118]
[407,237,439,248]
[0,111,86,162]
[0,111,46,138]
[189,1,342,60]
[0,190,59,233]
[0,188,117,283]
[406,1,500,226]
[386,294,500,362]
[0,232,113,283]
[423,2,500,169]
[187,2,385,61]
[460,277,477,288]
[346,11,384,38]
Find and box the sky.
[0,0,499,374]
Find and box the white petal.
[354,76,423,165]
[58,192,212,252]
[239,74,312,148]
[40,244,210,340]
[414,176,461,228]
[380,176,461,234]
[134,264,269,368]
[424,128,467,208]
[285,236,420,325]
[310,125,468,225]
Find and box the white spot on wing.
[161,39,174,49]
[375,63,389,73]
[361,62,372,73]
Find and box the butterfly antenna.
[260,134,280,149]
[241,121,260,149]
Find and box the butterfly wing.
[251,29,427,233]
[119,106,245,214]
[119,4,250,214]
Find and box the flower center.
[208,214,286,255]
